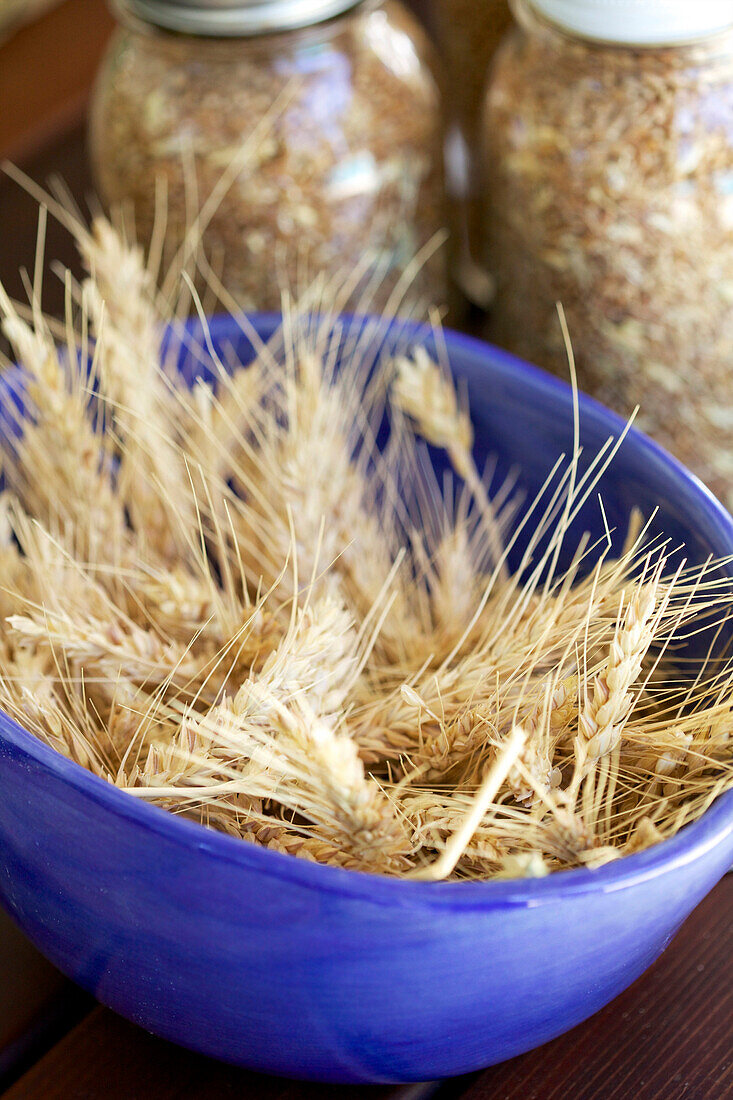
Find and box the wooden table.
[0,91,732,1100]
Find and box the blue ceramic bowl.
[1,315,732,1084]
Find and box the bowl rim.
[2,312,733,911]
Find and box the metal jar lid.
[529,0,733,46]
[119,0,363,35]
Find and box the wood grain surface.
[1,1007,441,1099]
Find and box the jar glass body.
[90,1,446,314]
[481,0,733,506]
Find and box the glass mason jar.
[90,0,447,314]
[481,0,733,507]
[432,0,513,305]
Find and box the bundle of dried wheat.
[0,210,731,880]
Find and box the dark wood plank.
[0,122,92,351]
[1,1006,438,1099]
[463,876,733,1100]
[0,985,91,1093]
[0,0,113,163]
[0,912,65,1055]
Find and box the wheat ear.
[391,347,506,577]
[578,574,662,766]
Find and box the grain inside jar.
[90,0,447,314]
[481,0,733,507]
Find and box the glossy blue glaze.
[1,315,732,1084]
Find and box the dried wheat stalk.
[0,208,731,880]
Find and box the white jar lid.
[530,0,733,45]
[120,0,361,35]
